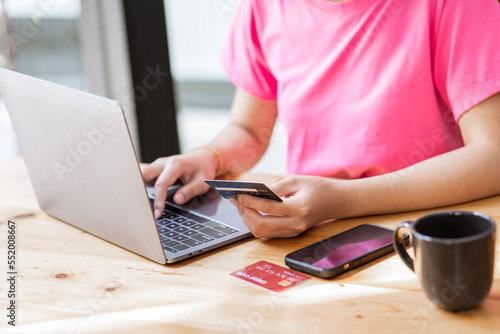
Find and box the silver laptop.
[0,68,251,264]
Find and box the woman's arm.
[231,92,500,238]
[142,88,277,218]
[211,87,278,177]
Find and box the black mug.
[393,211,496,311]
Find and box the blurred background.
[0,0,286,174]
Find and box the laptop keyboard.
[154,202,239,254]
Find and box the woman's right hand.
[141,147,219,219]
[143,87,278,220]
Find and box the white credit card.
[205,180,283,202]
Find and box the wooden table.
[1,157,499,333]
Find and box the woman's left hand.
[230,175,345,238]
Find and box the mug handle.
[393,221,414,272]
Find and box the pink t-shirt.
[220,0,500,178]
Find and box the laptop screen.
[160,186,235,217]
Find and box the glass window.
[1,0,84,88]
[0,0,85,161]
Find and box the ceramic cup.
[393,211,496,311]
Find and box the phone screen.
[285,224,397,278]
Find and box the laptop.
[0,68,251,264]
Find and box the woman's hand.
[142,88,278,220]
[230,175,345,238]
[141,148,219,219]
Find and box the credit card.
[205,180,283,202]
[230,260,310,292]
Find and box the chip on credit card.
[205,180,283,202]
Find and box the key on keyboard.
[151,201,239,253]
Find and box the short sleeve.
[219,0,278,100]
[432,0,500,120]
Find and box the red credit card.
[230,260,310,292]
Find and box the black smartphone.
[285,224,407,279]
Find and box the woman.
[143,0,500,238]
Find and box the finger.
[172,177,211,205]
[233,194,289,216]
[141,160,165,182]
[269,177,299,198]
[153,167,185,218]
[234,202,304,238]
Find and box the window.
[0,0,84,161]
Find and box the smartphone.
[285,224,408,278]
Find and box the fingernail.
[154,209,160,219]
[233,195,241,202]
